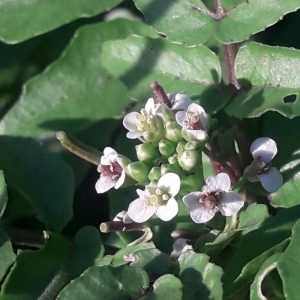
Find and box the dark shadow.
[283,94,296,103]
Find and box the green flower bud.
[159,139,176,156]
[125,162,150,184]
[168,154,178,165]
[161,163,183,176]
[165,121,182,143]
[161,107,175,123]
[136,144,157,164]
[144,116,165,146]
[176,141,186,154]
[148,166,161,181]
[178,150,201,172]
[184,141,201,151]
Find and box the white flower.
[183,173,244,224]
[123,98,157,140]
[249,137,283,193]
[175,103,209,141]
[128,173,181,223]
[167,92,192,111]
[95,147,128,194]
[171,238,193,260]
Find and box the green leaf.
[112,242,155,266]
[58,265,150,300]
[222,204,300,298]
[129,248,171,277]
[0,232,69,300]
[227,43,300,118]
[140,274,183,300]
[133,0,300,45]
[176,252,223,300]
[0,136,74,232]
[101,35,225,113]
[0,0,124,43]
[0,171,8,217]
[0,228,15,282]
[250,253,282,300]
[277,219,300,300]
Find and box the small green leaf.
[227,43,300,118]
[0,232,69,300]
[176,252,223,300]
[0,136,74,232]
[250,253,282,300]
[0,171,8,217]
[0,0,124,43]
[140,274,183,300]
[0,228,15,282]
[97,255,114,267]
[278,219,300,300]
[58,265,150,300]
[101,35,225,113]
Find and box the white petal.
[128,198,156,223]
[113,210,127,221]
[190,203,215,223]
[123,112,140,131]
[145,98,156,115]
[172,92,192,111]
[188,103,209,129]
[186,129,208,141]
[156,198,178,221]
[206,173,231,192]
[219,192,244,216]
[115,170,126,189]
[158,173,181,197]
[100,147,118,165]
[175,111,186,127]
[257,167,283,193]
[95,175,116,193]
[126,131,143,139]
[182,192,203,210]
[250,137,278,163]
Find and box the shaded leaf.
[227,43,300,118]
[0,228,15,282]
[0,171,8,217]
[58,265,150,300]
[0,0,124,43]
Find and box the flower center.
[185,111,202,130]
[135,110,152,132]
[147,188,170,207]
[201,193,219,211]
[99,161,122,180]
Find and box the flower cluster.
[95,86,283,226]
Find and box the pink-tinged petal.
[128,198,156,223]
[187,129,208,141]
[136,189,146,199]
[187,103,209,129]
[95,175,116,194]
[126,131,143,139]
[257,167,283,193]
[219,192,244,216]
[123,112,141,131]
[190,203,215,223]
[171,92,192,111]
[145,98,156,115]
[182,192,203,210]
[250,137,278,163]
[123,212,133,224]
[115,170,126,189]
[158,173,181,197]
[156,198,179,221]
[175,111,186,127]
[100,147,118,165]
[214,173,231,192]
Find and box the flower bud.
[165,121,182,143]
[161,163,183,176]
[125,162,150,184]
[136,144,157,164]
[184,141,202,151]
[176,141,186,154]
[168,155,178,165]
[161,106,175,123]
[148,166,161,181]
[178,150,201,172]
[143,116,165,146]
[159,139,176,156]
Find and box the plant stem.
[56,131,102,165]
[151,81,172,107]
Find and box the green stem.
[232,174,247,192]
[56,131,102,165]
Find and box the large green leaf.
[176,252,223,300]
[277,219,300,300]
[223,204,300,298]
[0,19,158,138]
[227,43,300,118]
[58,265,150,300]
[101,35,225,113]
[0,228,15,283]
[0,136,74,232]
[0,0,124,43]
[133,0,300,45]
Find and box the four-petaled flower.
[248,137,283,193]
[128,173,181,223]
[95,147,129,194]
[183,173,244,223]
[175,103,209,141]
